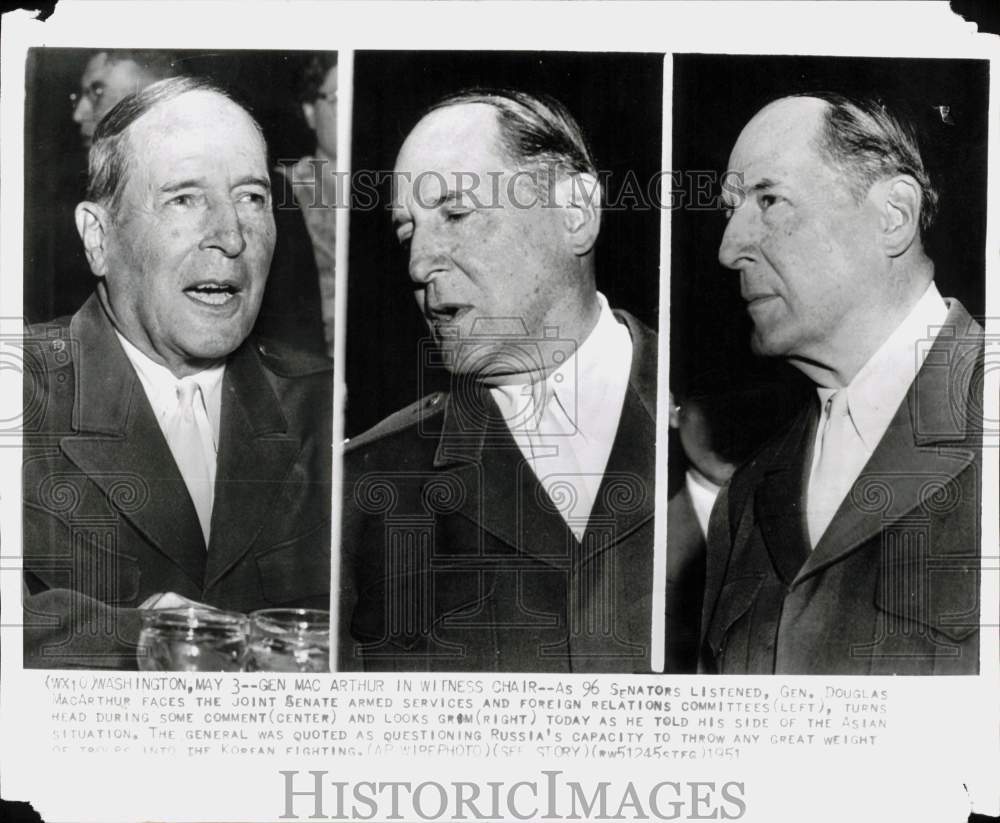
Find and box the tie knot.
[175,377,201,409]
[495,381,548,430]
[826,389,850,419]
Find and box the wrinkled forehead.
[393,103,513,199]
[126,90,267,162]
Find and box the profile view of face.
[73,52,158,148]
[718,97,885,366]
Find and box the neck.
[98,285,222,379]
[792,259,934,388]
[481,289,602,387]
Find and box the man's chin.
[749,327,786,359]
[181,330,249,366]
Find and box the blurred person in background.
[72,50,181,148]
[666,373,801,672]
[276,52,339,358]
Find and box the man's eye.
[237,191,268,208]
[396,231,412,249]
[167,194,198,207]
[757,193,778,210]
[445,209,472,223]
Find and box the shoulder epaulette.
[254,337,333,378]
[21,318,75,374]
[345,391,447,452]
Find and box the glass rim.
[249,608,330,634]
[139,606,249,630]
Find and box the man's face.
[73,53,155,147]
[718,97,885,367]
[392,104,574,379]
[97,90,275,376]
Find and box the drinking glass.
[246,608,330,672]
[137,607,249,671]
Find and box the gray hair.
[800,91,938,233]
[86,76,266,216]
[424,88,598,188]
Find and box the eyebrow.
[391,187,471,228]
[749,177,778,193]
[431,190,470,209]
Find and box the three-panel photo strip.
[2,18,997,820]
[18,47,990,677]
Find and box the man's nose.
[407,228,449,284]
[718,204,755,271]
[72,96,90,125]
[199,201,247,258]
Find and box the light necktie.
[806,390,863,547]
[163,377,216,546]
[508,382,592,540]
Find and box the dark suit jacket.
[340,311,657,673]
[22,295,332,669]
[701,299,982,675]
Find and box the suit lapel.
[755,405,815,584]
[583,382,656,553]
[204,342,300,588]
[581,310,657,549]
[434,382,576,569]
[796,300,983,583]
[59,297,206,586]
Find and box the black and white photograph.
[0,3,997,823]
[669,54,989,675]
[20,48,338,671]
[338,51,664,673]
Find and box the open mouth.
[185,282,241,306]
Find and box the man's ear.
[74,201,112,278]
[302,101,317,132]
[876,175,921,257]
[553,173,601,256]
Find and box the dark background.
[23,48,323,326]
[670,54,990,411]
[347,51,664,437]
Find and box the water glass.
[246,608,330,672]
[137,607,249,671]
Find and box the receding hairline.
[121,88,267,155]
[738,96,829,145]
[396,102,509,167]
[134,86,261,126]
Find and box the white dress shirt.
[490,294,633,540]
[116,332,224,542]
[685,469,722,538]
[806,281,949,544]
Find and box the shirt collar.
[490,293,632,439]
[816,281,949,452]
[114,331,226,442]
